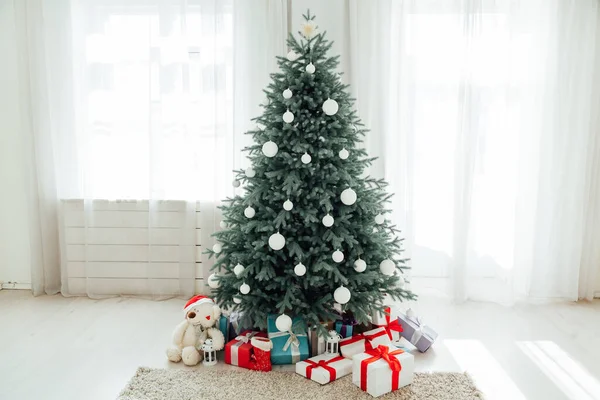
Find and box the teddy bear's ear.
[212,304,221,320]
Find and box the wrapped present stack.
[189,304,437,398]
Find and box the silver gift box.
[397,312,438,352]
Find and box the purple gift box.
[397,309,438,352]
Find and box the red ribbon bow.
[376,307,404,340]
[360,345,404,392]
[340,329,389,353]
[305,356,345,382]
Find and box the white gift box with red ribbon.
[339,326,392,359]
[295,352,353,385]
[372,305,403,342]
[352,344,414,397]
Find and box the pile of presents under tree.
[215,302,437,398]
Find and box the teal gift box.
[218,315,229,341]
[267,315,309,365]
[335,321,354,338]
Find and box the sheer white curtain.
[348,0,600,303]
[16,0,287,297]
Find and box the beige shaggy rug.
[119,367,484,400]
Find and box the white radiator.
[60,200,204,296]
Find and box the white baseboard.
[0,282,31,290]
[594,291,600,299]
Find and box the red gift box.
[224,330,267,368]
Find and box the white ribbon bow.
[235,332,254,344]
[268,323,307,363]
[408,315,427,344]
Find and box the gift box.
[296,352,353,385]
[339,326,393,359]
[228,311,254,341]
[308,322,334,356]
[267,315,309,365]
[352,344,414,397]
[334,314,357,338]
[224,330,267,368]
[334,321,354,338]
[372,306,403,341]
[218,315,229,342]
[398,309,438,352]
[308,327,326,356]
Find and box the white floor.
[1,289,599,400]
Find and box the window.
[73,1,233,200]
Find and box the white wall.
[0,0,32,286]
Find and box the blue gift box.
[228,311,254,341]
[267,315,309,365]
[334,321,354,338]
[218,315,229,342]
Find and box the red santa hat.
[184,295,214,312]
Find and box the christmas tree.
[207,11,416,332]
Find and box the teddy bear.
[166,295,225,366]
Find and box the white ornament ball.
[283,110,294,123]
[322,98,339,116]
[275,314,293,332]
[244,206,256,218]
[294,263,306,276]
[305,63,315,74]
[322,214,334,227]
[233,296,242,304]
[301,153,312,164]
[240,282,250,295]
[332,249,344,263]
[208,273,220,289]
[283,199,293,211]
[340,188,357,205]
[354,258,367,272]
[212,243,222,254]
[375,214,385,225]
[396,275,405,288]
[233,263,245,277]
[334,286,351,304]
[232,179,240,188]
[219,221,227,229]
[287,50,299,61]
[380,259,395,276]
[339,148,349,160]
[268,232,286,251]
[262,141,278,157]
[245,167,256,178]
[283,88,293,99]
